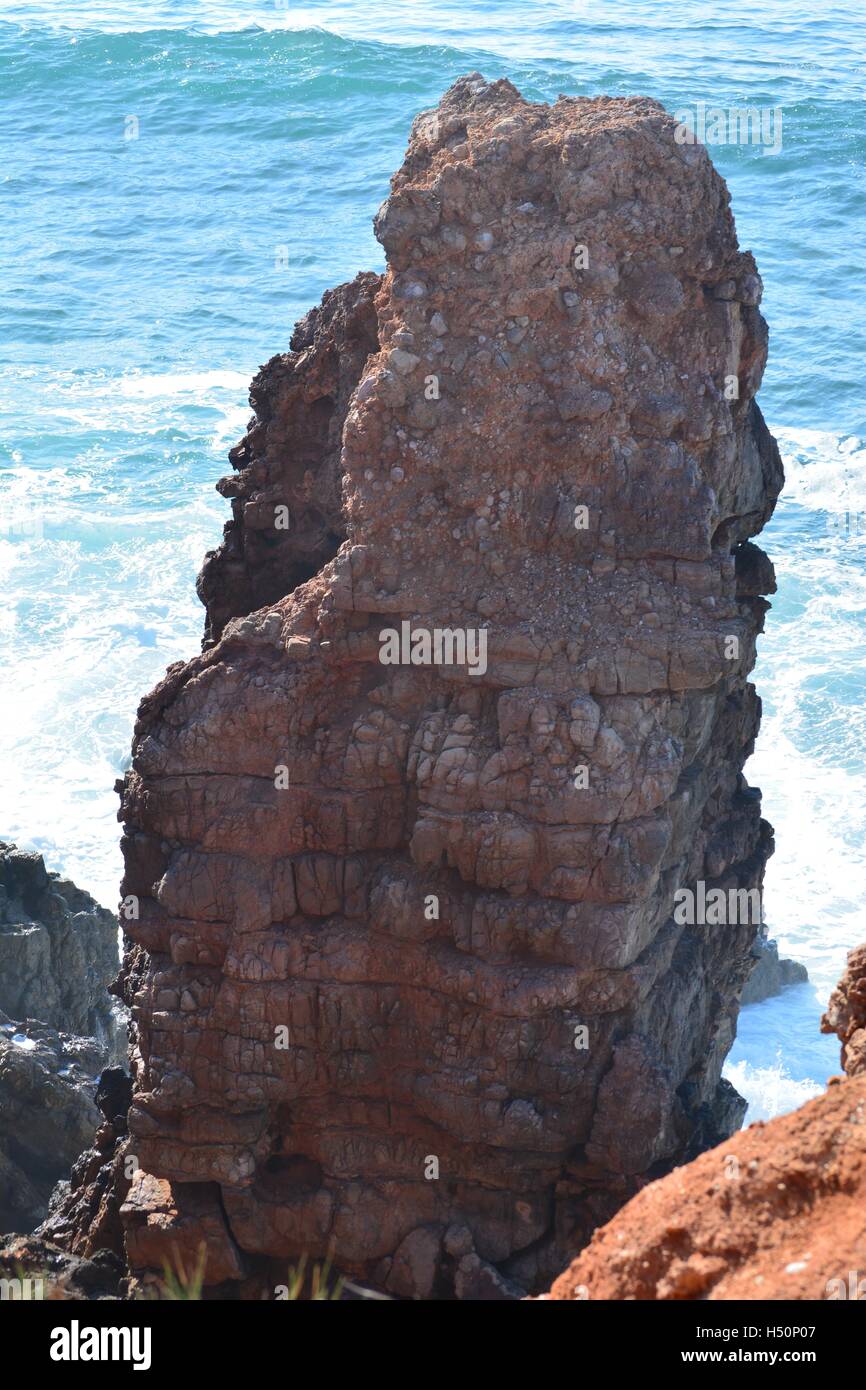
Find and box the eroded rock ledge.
[101,75,781,1297]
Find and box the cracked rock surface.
[85,76,782,1296]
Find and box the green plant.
[159,1241,207,1301]
[280,1253,343,1301]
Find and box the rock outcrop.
[821,942,866,1077]
[196,273,382,649]
[0,845,125,1234]
[102,76,781,1296]
[0,1234,124,1301]
[0,842,119,1041]
[36,1066,133,1261]
[546,943,866,1300]
[740,928,807,1005]
[0,1012,108,1231]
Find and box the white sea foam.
[0,367,230,907]
[725,1056,823,1124]
[718,427,866,1118]
[773,427,866,514]
[4,365,252,448]
[743,429,866,1010]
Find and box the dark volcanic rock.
[740,928,808,1005]
[0,841,120,1041]
[37,1127,133,1264]
[33,1070,134,1260]
[0,849,127,1236]
[82,76,782,1296]
[0,1234,124,1300]
[0,1010,108,1231]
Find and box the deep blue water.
[1,0,864,1117]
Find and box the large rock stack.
[111,76,782,1296]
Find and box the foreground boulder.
[546,943,866,1300]
[546,1073,866,1301]
[96,75,781,1296]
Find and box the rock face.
[0,842,119,1040]
[821,942,866,1077]
[0,848,124,1234]
[546,943,866,1301]
[110,76,782,1295]
[196,273,381,648]
[36,1066,133,1260]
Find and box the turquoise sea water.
[1,1,864,1118]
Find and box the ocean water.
[1,1,864,1119]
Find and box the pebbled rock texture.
[109,75,782,1296]
[545,943,866,1301]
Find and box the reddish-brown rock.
[105,75,781,1296]
[196,273,381,647]
[120,1171,245,1286]
[822,941,866,1077]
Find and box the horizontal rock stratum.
[107,75,782,1296]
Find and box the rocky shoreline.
[0,843,126,1234]
[0,841,121,1043]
